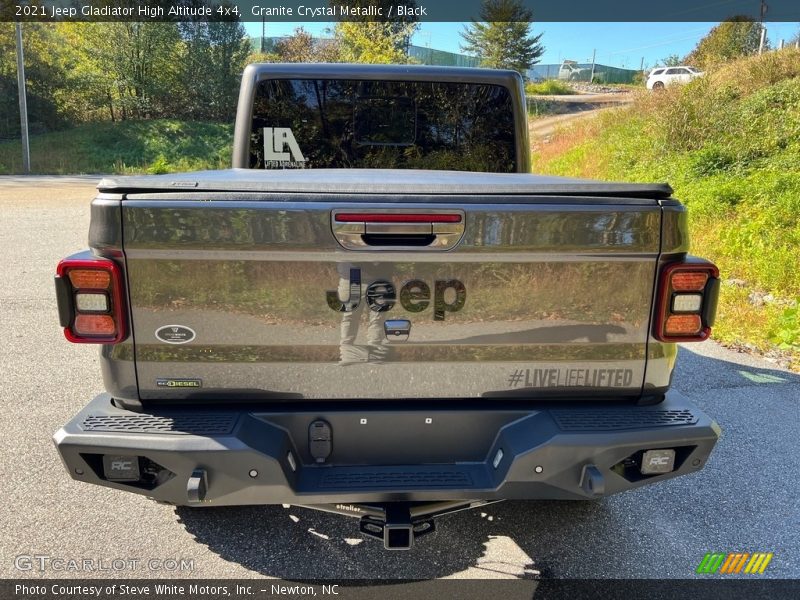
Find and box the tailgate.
[120,189,663,402]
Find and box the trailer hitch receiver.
[358,504,436,550]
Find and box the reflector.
[74,314,116,336]
[671,271,708,291]
[664,314,701,336]
[68,269,111,289]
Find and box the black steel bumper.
[54,392,720,506]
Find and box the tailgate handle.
[332,211,465,251]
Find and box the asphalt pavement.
[0,177,797,580]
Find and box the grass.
[0,119,233,175]
[526,80,576,95]
[534,49,800,369]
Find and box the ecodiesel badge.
[156,379,202,389]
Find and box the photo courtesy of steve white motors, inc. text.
[14,583,341,597]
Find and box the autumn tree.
[685,18,767,68]
[460,0,544,77]
[333,0,418,64]
[275,27,340,63]
[0,23,77,136]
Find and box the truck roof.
[98,168,673,199]
[239,62,523,85]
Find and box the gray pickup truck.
[54,64,721,549]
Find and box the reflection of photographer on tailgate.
[332,263,394,365]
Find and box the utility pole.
[758,0,768,55]
[15,22,30,174]
[589,49,596,83]
[260,17,265,52]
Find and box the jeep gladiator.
[54,64,721,549]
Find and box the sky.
[244,21,800,70]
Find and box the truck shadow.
[175,498,624,579]
[175,345,799,579]
[672,345,800,397]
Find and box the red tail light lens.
[55,257,127,344]
[654,259,719,342]
[74,314,117,336]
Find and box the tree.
[275,27,340,63]
[460,0,544,77]
[685,17,767,69]
[178,9,250,121]
[67,22,181,120]
[660,54,682,67]
[333,0,418,64]
[0,23,77,136]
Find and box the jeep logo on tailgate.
[326,268,465,321]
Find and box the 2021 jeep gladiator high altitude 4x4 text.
[54,64,721,549]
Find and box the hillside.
[535,49,800,369]
[0,120,233,175]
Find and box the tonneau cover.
[98,168,673,198]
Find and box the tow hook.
[580,464,605,496]
[187,468,208,503]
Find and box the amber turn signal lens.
[671,271,708,292]
[68,269,111,290]
[74,314,116,336]
[664,314,702,336]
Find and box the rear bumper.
[54,392,720,506]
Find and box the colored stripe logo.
[696,552,773,574]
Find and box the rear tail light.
[654,259,719,342]
[55,257,127,343]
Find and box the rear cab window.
[249,79,517,172]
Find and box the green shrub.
[147,154,171,175]
[770,305,800,350]
[526,80,576,95]
[0,119,233,175]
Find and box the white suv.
[646,66,704,90]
